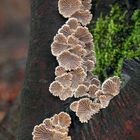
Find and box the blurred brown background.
[0,0,30,122]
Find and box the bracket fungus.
[58,0,82,18]
[102,76,121,96]
[32,112,71,140]
[71,10,92,25]
[74,84,89,98]
[70,98,101,123]
[55,73,73,87]
[57,50,82,71]
[58,25,73,37]
[81,0,92,10]
[33,0,121,139]
[66,18,80,30]
[73,26,93,43]
[55,66,66,76]
[49,81,63,97]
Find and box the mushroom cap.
[76,98,93,123]
[84,51,96,62]
[58,25,73,37]
[51,42,69,56]
[55,73,73,87]
[86,71,96,81]
[55,125,69,134]
[90,102,101,114]
[65,137,72,140]
[43,119,54,129]
[51,33,69,56]
[55,66,66,76]
[82,81,90,87]
[53,131,68,140]
[69,44,87,57]
[74,84,88,98]
[82,65,88,73]
[81,0,92,10]
[95,90,104,97]
[70,101,79,112]
[58,0,82,18]
[98,95,112,108]
[91,78,100,87]
[66,18,80,30]
[51,114,59,126]
[70,67,87,89]
[72,10,92,25]
[85,42,94,51]
[102,78,120,96]
[109,76,121,89]
[32,112,72,140]
[73,26,93,43]
[88,84,99,98]
[32,124,54,140]
[57,50,82,71]
[58,112,71,128]
[49,81,63,97]
[54,33,67,44]
[59,87,73,100]
[83,59,95,71]
[67,35,80,46]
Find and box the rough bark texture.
[17,0,65,140]
[2,0,139,140]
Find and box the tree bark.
[17,0,140,140]
[17,0,65,139]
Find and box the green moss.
[90,4,140,81]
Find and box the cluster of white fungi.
[32,0,121,139]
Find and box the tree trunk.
[17,0,140,140]
[17,0,65,139]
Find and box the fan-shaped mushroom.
[57,50,82,70]
[55,73,72,87]
[90,102,101,114]
[76,98,93,123]
[74,84,88,98]
[91,78,100,87]
[70,101,79,112]
[54,33,67,44]
[72,10,92,25]
[51,42,70,56]
[58,112,71,128]
[73,26,93,43]
[83,59,95,71]
[66,18,80,30]
[102,78,120,96]
[70,67,87,89]
[81,0,92,10]
[88,84,99,98]
[95,90,104,97]
[55,66,66,76]
[49,81,63,97]
[59,87,73,100]
[32,112,72,140]
[32,124,55,140]
[98,95,112,108]
[58,25,73,37]
[69,44,87,57]
[58,0,82,18]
